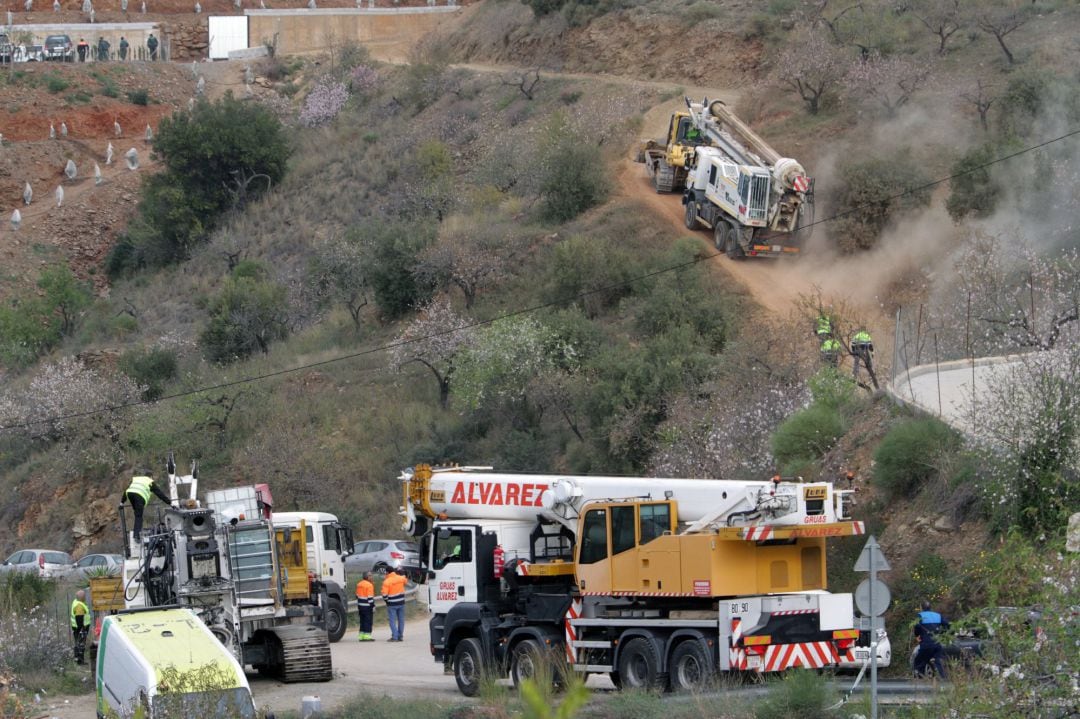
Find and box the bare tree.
[774,27,851,115]
[413,212,530,309]
[501,68,541,101]
[389,299,473,408]
[908,0,966,54]
[845,52,934,116]
[974,3,1029,65]
[959,78,996,132]
[939,232,1080,353]
[310,234,370,330]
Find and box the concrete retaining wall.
[244,6,457,57]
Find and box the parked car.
[73,553,124,579]
[0,549,76,578]
[15,44,46,62]
[345,539,421,581]
[44,34,74,61]
[837,627,891,671]
[0,33,13,63]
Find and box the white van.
[96,608,256,719]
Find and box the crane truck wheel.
[724,224,744,260]
[617,637,666,691]
[453,637,485,697]
[668,639,715,692]
[510,638,543,688]
[324,596,347,643]
[713,223,727,251]
[684,201,699,230]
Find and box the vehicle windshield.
[153,688,256,718]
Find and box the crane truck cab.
[270,511,354,643]
[96,607,256,719]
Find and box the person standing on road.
[118,36,129,60]
[355,571,375,642]
[120,474,172,544]
[71,589,90,665]
[77,38,89,62]
[146,33,158,61]
[381,567,407,642]
[96,36,110,61]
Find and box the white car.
[838,627,891,670]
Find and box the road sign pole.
[870,548,878,719]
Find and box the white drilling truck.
[117,455,338,682]
[400,465,865,696]
[672,97,814,259]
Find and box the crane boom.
[400,465,853,536]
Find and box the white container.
[301,695,321,718]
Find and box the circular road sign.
[855,578,891,617]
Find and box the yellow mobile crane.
[400,465,864,696]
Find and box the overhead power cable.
[2,125,1077,432]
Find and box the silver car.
[345,539,421,580]
[0,549,75,579]
[73,553,124,579]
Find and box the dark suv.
[44,34,74,61]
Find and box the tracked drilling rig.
[118,454,334,683]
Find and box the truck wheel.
[684,201,699,230]
[453,637,485,697]
[511,638,543,688]
[617,637,666,691]
[324,596,347,643]
[713,223,728,251]
[669,639,714,692]
[725,225,744,260]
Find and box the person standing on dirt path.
[71,589,90,665]
[119,36,129,60]
[146,33,158,61]
[77,38,89,62]
[97,36,110,61]
[381,567,407,642]
[355,571,375,641]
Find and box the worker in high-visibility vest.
[120,474,172,541]
[820,338,841,367]
[381,567,407,642]
[815,313,833,339]
[71,589,90,665]
[355,571,375,642]
[851,329,874,379]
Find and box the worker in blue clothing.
[913,601,949,678]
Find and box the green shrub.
[66,90,93,104]
[357,220,437,320]
[99,79,119,98]
[807,366,858,410]
[753,670,832,719]
[108,93,290,274]
[945,144,1003,221]
[537,112,608,223]
[828,151,932,253]
[200,266,289,363]
[119,346,179,401]
[771,404,845,466]
[0,264,92,367]
[126,88,150,105]
[873,417,960,498]
[0,572,55,614]
[45,75,70,93]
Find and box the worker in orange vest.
[381,567,407,642]
[355,571,375,642]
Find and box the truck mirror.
[437,528,451,540]
[428,570,436,580]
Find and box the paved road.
[888,355,1023,435]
